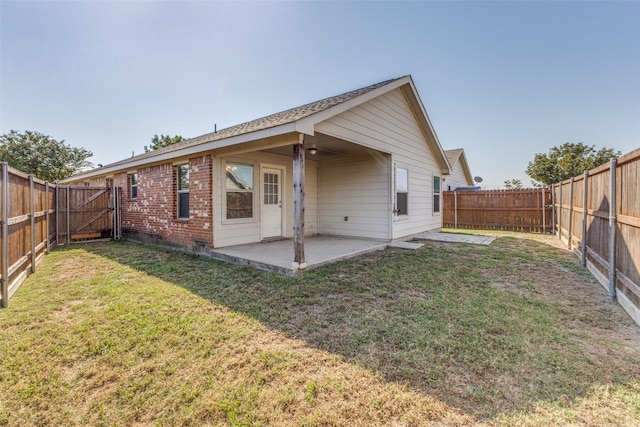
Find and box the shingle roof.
[100,76,406,170]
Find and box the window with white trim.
[225,162,254,219]
[129,173,138,199]
[177,165,189,219]
[395,167,408,216]
[433,175,441,213]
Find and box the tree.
[0,130,93,182]
[144,134,186,152]
[503,179,523,189]
[526,142,620,186]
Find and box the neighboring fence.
[0,163,121,307]
[551,148,640,326]
[443,188,552,233]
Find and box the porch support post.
[292,134,306,268]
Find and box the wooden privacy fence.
[552,148,640,326]
[443,189,552,233]
[0,163,121,307]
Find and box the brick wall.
[119,155,213,246]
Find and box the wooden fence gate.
[0,163,121,307]
[56,186,122,244]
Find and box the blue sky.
[1,1,639,188]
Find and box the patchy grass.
[0,233,639,426]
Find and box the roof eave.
[400,78,451,175]
[60,122,298,182]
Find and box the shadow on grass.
[78,237,640,421]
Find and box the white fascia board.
[295,120,315,136]
[61,122,298,182]
[401,79,451,175]
[459,151,474,185]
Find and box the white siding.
[318,155,390,239]
[316,87,443,239]
[445,161,472,190]
[213,151,318,248]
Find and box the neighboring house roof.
[444,148,474,186]
[64,75,450,182]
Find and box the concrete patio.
[206,232,495,275]
[208,236,388,275]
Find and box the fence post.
[541,188,546,234]
[454,191,458,229]
[1,163,8,308]
[116,187,121,240]
[29,175,36,273]
[567,177,574,250]
[581,171,589,267]
[55,185,59,246]
[608,158,617,302]
[551,185,556,235]
[66,186,70,245]
[45,182,50,253]
[558,182,563,240]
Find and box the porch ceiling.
[260,132,382,161]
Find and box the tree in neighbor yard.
[526,142,620,186]
[503,179,523,189]
[0,130,93,182]
[144,134,186,152]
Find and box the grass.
[0,232,639,426]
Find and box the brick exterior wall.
[69,155,214,247]
[120,155,213,246]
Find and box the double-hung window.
[129,173,138,199]
[433,175,441,213]
[225,162,254,219]
[395,167,408,216]
[177,165,190,219]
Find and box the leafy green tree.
[503,179,523,189]
[144,134,186,152]
[526,142,620,186]
[0,130,93,182]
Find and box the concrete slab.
[414,232,496,246]
[209,236,387,274]
[388,241,424,250]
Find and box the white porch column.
[292,133,306,268]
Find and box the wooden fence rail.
[0,163,121,308]
[552,147,640,326]
[443,188,552,233]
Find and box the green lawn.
[1,233,639,426]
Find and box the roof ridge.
[75,76,409,174]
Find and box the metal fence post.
[1,163,8,308]
[581,171,589,267]
[608,158,617,302]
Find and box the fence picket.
[443,189,552,232]
[0,167,120,307]
[553,148,640,326]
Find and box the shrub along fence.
[443,188,552,233]
[0,163,121,308]
[551,148,640,325]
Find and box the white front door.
[261,168,282,238]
